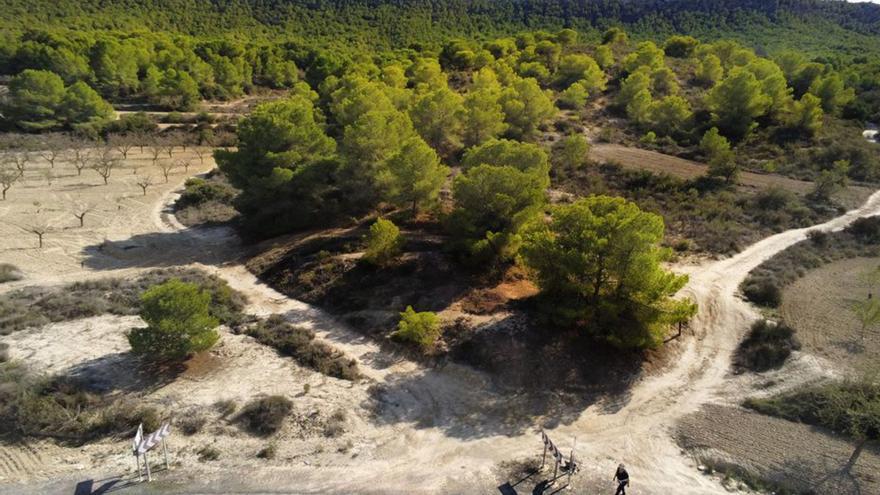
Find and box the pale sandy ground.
[1,148,880,494]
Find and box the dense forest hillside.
[2,0,880,54]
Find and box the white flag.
[132,423,143,455]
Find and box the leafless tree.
[157,159,176,183]
[70,142,92,176]
[175,158,192,174]
[108,134,135,160]
[91,148,118,185]
[7,152,30,179]
[161,141,175,159]
[193,147,209,165]
[149,142,163,167]
[132,130,150,154]
[0,166,18,200]
[70,200,94,228]
[38,138,64,169]
[136,176,154,196]
[25,221,51,248]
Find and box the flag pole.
[136,453,142,482]
[144,451,152,482]
[163,438,169,470]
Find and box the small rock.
[697,464,707,472]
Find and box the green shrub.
[0,343,8,362]
[0,264,22,283]
[734,320,801,372]
[238,395,293,436]
[127,279,220,361]
[246,315,360,380]
[392,306,441,348]
[363,218,403,267]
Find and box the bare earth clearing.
[781,256,880,372]
[1,150,880,494]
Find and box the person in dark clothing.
[613,464,629,495]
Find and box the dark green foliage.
[246,315,360,380]
[178,177,237,208]
[128,279,220,361]
[734,320,801,372]
[0,268,246,335]
[237,395,294,436]
[179,414,207,435]
[0,362,160,444]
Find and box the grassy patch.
[245,315,360,381]
[734,320,801,372]
[741,217,880,308]
[0,362,161,444]
[237,395,293,436]
[0,267,247,335]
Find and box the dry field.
[0,147,221,288]
[780,256,880,373]
[677,404,880,495]
[589,144,874,208]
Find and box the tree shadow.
[831,337,866,354]
[65,352,185,395]
[365,315,646,440]
[80,226,240,271]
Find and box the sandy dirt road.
[3,150,880,494]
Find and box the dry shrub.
[247,315,360,380]
[237,395,293,436]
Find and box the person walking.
[613,463,629,495]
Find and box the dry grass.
[589,144,873,208]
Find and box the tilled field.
[677,404,880,495]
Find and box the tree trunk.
[37,234,43,248]
[845,438,867,472]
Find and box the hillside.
[2,0,880,54]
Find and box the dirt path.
[5,151,880,493]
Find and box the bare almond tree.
[193,147,209,165]
[149,143,163,167]
[157,159,176,183]
[8,152,30,179]
[161,141,175,159]
[71,200,94,228]
[38,140,63,169]
[175,158,192,174]
[91,148,118,185]
[108,134,135,160]
[136,176,154,196]
[25,221,51,248]
[0,166,18,200]
[70,142,92,176]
